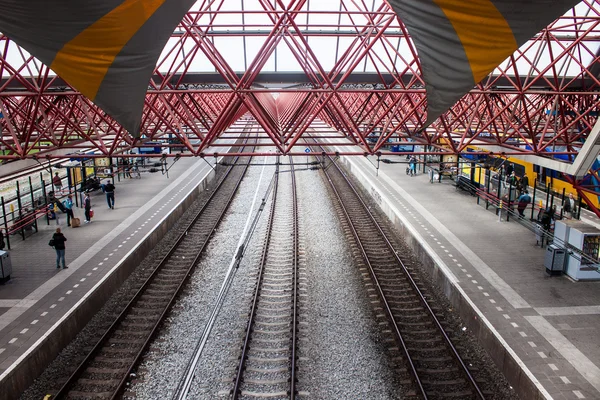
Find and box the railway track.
[51,148,254,400]
[321,155,487,399]
[230,157,300,399]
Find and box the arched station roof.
[0,0,597,160]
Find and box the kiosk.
[554,220,600,281]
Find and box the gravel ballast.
[21,158,519,400]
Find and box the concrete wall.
[2,170,216,400]
[339,157,543,400]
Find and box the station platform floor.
[0,156,216,398]
[345,155,600,400]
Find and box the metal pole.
[549,185,555,219]
[477,165,482,205]
[16,181,24,241]
[496,169,503,216]
[1,197,10,250]
[41,176,49,225]
[485,169,491,210]
[110,157,115,184]
[560,188,566,219]
[49,164,54,194]
[577,197,582,220]
[507,180,513,222]
[29,177,38,233]
[531,184,537,221]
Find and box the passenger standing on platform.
[563,193,576,219]
[104,180,115,209]
[52,172,62,192]
[63,195,74,227]
[84,192,92,223]
[517,191,531,218]
[506,163,514,177]
[52,227,67,269]
[409,156,417,176]
[0,230,5,250]
[507,171,518,188]
[521,173,529,192]
[123,158,131,178]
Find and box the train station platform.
[342,154,600,400]
[0,157,217,399]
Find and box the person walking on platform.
[104,180,115,209]
[83,192,92,223]
[63,195,74,227]
[517,191,531,218]
[51,227,68,269]
[52,172,62,193]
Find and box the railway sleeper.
[92,356,132,364]
[128,307,164,315]
[80,369,128,380]
[253,321,291,328]
[145,288,178,295]
[66,390,116,398]
[152,276,187,284]
[410,355,453,363]
[392,313,430,321]
[74,378,122,387]
[241,378,289,385]
[420,378,469,387]
[244,365,289,374]
[106,338,145,346]
[239,389,288,398]
[405,337,444,345]
[249,347,290,353]
[147,283,180,291]
[407,346,449,353]
[417,367,460,374]
[136,299,169,308]
[422,390,477,399]
[394,320,433,327]
[112,329,150,338]
[385,294,421,302]
[389,305,425,313]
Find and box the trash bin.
[544,244,566,276]
[0,250,12,283]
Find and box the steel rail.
[232,159,280,399]
[316,142,485,399]
[289,156,299,400]
[52,132,256,400]
[232,155,300,399]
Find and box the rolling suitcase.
[71,217,80,228]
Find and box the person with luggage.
[84,192,92,223]
[63,195,75,227]
[50,227,68,269]
[104,180,115,209]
